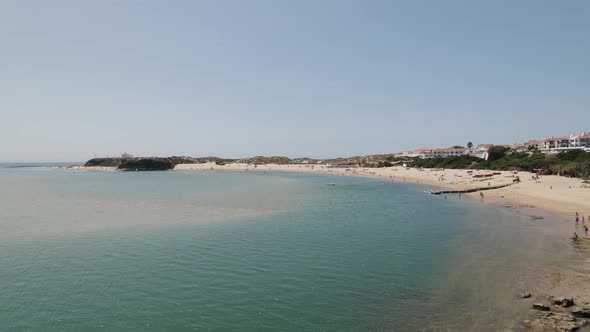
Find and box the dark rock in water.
[553,297,575,308]
[520,292,533,299]
[523,312,587,331]
[572,306,590,318]
[532,303,551,311]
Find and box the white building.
[466,144,492,160]
[396,145,491,160]
[396,150,421,158]
[541,132,590,153]
[527,140,545,151]
[425,148,467,158]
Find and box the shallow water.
[0,166,582,331]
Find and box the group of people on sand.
[573,212,590,240]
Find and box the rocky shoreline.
[522,294,590,331]
[518,236,590,331]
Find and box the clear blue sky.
[1,0,588,162]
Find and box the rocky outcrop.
[522,295,590,331]
[572,306,590,318]
[523,312,587,331]
[533,303,551,311]
[553,297,575,308]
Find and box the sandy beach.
[175,163,590,219]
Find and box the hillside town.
[397,131,590,160]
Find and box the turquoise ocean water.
[0,165,578,331]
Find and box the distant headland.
[83,155,396,171]
[84,147,590,179]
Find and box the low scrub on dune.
[407,150,590,178]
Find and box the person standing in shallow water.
[584,225,589,237]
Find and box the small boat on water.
[326,183,336,186]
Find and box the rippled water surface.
[0,166,576,331]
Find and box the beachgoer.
[573,232,580,241]
[576,216,579,223]
[584,225,588,237]
[550,186,552,190]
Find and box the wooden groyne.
[425,183,512,195]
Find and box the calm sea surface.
[0,165,578,331]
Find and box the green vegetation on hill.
[117,158,174,171]
[84,158,124,167]
[408,150,590,179]
[407,155,481,170]
[85,156,203,171]
[83,150,590,178]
